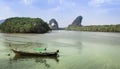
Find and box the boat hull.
[11,49,59,57]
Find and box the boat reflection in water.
[9,55,59,68]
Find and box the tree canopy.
[0,17,50,33]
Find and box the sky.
[0,0,120,27]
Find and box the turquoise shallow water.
[0,30,120,69]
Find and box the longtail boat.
[11,49,59,57]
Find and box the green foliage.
[67,25,120,32]
[0,17,50,33]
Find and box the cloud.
[21,0,35,5]
[59,0,64,5]
[47,0,56,4]
[0,3,17,19]
[48,6,61,12]
[89,0,111,7]
[49,0,76,11]
[47,0,64,5]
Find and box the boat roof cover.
[33,48,45,52]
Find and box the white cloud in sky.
[89,0,111,7]
[50,0,76,11]
[0,0,119,26]
[21,0,35,5]
[0,3,17,19]
[59,0,64,5]
[47,0,65,5]
[48,6,61,12]
[47,0,56,4]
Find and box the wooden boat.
[11,49,59,57]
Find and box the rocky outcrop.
[70,16,83,26]
[49,19,59,30]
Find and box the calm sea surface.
[0,30,120,69]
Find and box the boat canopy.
[33,48,46,52]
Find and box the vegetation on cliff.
[67,25,120,32]
[0,17,50,33]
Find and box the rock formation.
[49,19,59,30]
[70,16,83,26]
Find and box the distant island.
[67,25,120,32]
[0,16,120,33]
[67,16,120,32]
[0,17,50,33]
